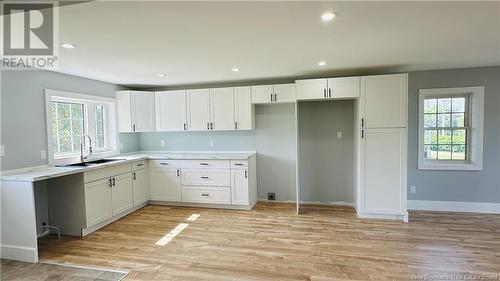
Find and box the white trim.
[408,200,500,214]
[357,211,409,222]
[45,89,118,166]
[418,86,484,170]
[1,245,38,263]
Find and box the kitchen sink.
[58,158,125,167]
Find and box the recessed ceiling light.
[321,12,336,21]
[232,67,240,72]
[318,61,327,66]
[60,43,76,49]
[158,73,167,78]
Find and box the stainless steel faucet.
[80,135,93,162]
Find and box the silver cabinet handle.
[201,176,209,179]
[132,172,136,180]
[323,89,326,98]
[207,122,210,130]
[270,93,273,102]
[133,124,136,132]
[108,178,112,187]
[183,123,187,130]
[201,193,210,197]
[176,169,180,177]
[112,177,116,186]
[235,122,238,130]
[245,170,248,178]
[328,88,332,98]
[274,94,277,102]
[210,122,213,130]
[136,163,143,167]
[234,163,243,166]
[199,163,209,166]
[160,162,169,165]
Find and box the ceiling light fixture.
[158,73,167,78]
[232,67,240,72]
[318,61,327,66]
[60,43,76,49]
[321,12,336,21]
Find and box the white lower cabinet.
[150,167,182,202]
[111,173,133,215]
[84,178,113,227]
[359,128,407,218]
[132,168,149,206]
[231,169,249,205]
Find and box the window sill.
[418,161,482,171]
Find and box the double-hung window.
[418,87,484,170]
[46,90,118,165]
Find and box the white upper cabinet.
[361,73,408,128]
[251,85,274,104]
[210,88,235,131]
[328,77,360,99]
[296,78,327,100]
[155,90,187,131]
[296,77,359,100]
[116,91,155,132]
[251,84,295,104]
[234,87,254,130]
[187,89,211,131]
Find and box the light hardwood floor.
[38,203,500,281]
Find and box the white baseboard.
[257,199,354,207]
[1,245,38,263]
[408,200,500,214]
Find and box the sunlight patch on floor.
[186,214,200,221]
[155,223,189,246]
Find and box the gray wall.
[0,70,126,170]
[138,104,297,201]
[408,66,500,203]
[298,100,354,204]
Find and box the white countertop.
[0,151,256,182]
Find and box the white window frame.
[45,89,118,166]
[418,86,484,171]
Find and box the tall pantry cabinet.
[356,73,408,221]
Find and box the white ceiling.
[56,1,500,87]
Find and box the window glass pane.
[71,119,83,135]
[451,113,465,127]
[424,99,437,113]
[438,98,452,113]
[437,145,452,160]
[71,104,83,119]
[424,145,437,160]
[424,114,436,128]
[438,130,452,144]
[96,135,105,149]
[59,131,72,153]
[452,129,466,144]
[452,145,466,160]
[57,103,71,119]
[72,136,82,151]
[452,97,465,112]
[94,105,106,150]
[437,114,451,127]
[424,130,437,144]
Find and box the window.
[46,90,118,165]
[418,87,484,170]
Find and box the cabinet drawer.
[84,164,131,183]
[182,160,230,169]
[132,160,147,170]
[150,160,182,170]
[182,186,231,204]
[181,170,230,186]
[230,160,248,169]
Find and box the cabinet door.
[84,178,112,227]
[187,89,211,131]
[360,128,406,215]
[150,168,181,201]
[295,79,328,100]
[361,74,407,128]
[131,91,156,132]
[234,87,254,130]
[116,91,132,132]
[251,85,274,104]
[274,83,295,103]
[210,88,235,131]
[231,170,249,205]
[155,90,187,131]
[132,169,149,206]
[328,77,360,99]
[112,173,133,216]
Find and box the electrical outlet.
[0,145,4,157]
[267,192,276,201]
[209,140,215,147]
[336,131,343,139]
[161,140,165,147]
[410,186,416,194]
[40,150,47,160]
